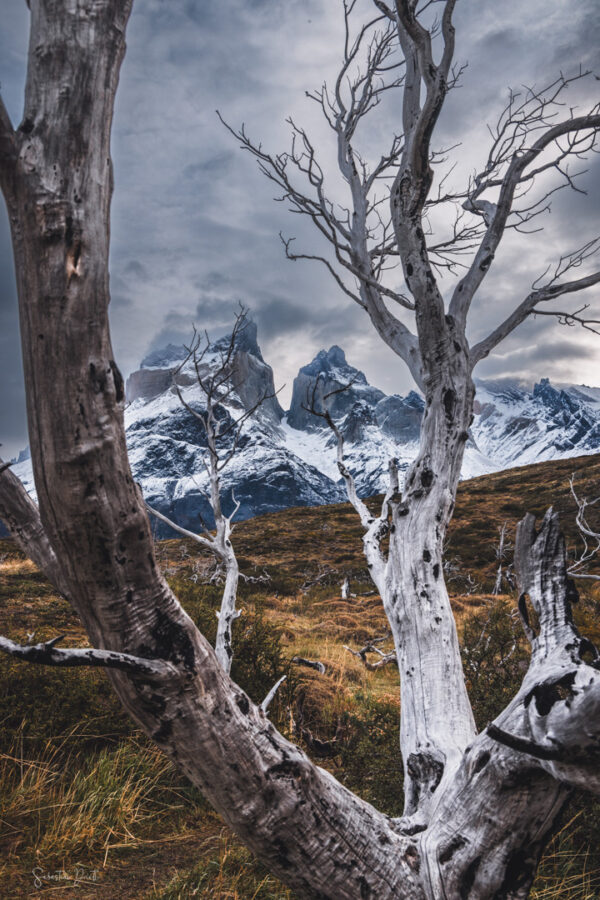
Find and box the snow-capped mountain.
[10,324,600,537]
[472,378,600,467]
[123,323,343,534]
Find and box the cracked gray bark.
[1,2,600,898]
[227,0,599,831]
[0,3,423,898]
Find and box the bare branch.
[261,675,287,712]
[0,458,69,597]
[146,502,219,555]
[291,656,327,674]
[0,633,177,679]
[451,84,600,325]
[470,266,600,365]
[344,633,398,670]
[302,374,374,530]
[281,235,363,305]
[373,0,395,19]
[568,476,600,582]
[486,723,568,762]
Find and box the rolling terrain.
[0,453,599,898]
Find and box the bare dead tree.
[1,3,600,898]
[568,474,600,582]
[221,0,600,888]
[228,0,600,765]
[145,309,275,674]
[344,633,398,670]
[302,373,398,612]
[302,373,403,660]
[492,522,513,595]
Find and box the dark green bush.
[168,577,291,710]
[461,597,529,730]
[336,693,403,817]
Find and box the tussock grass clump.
[0,735,206,867]
[152,832,293,899]
[532,814,600,899]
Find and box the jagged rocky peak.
[302,345,351,377]
[340,400,379,444]
[125,320,283,424]
[533,377,578,415]
[287,345,385,430]
[211,319,264,363]
[533,376,557,402]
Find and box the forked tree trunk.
[0,4,424,897]
[1,4,600,899]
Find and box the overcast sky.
[1,0,599,458]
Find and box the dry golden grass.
[1,452,599,897]
[531,815,600,900]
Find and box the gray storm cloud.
[0,0,598,457]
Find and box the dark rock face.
[126,367,174,403]
[375,393,424,442]
[10,328,600,541]
[230,347,284,426]
[341,401,379,444]
[287,346,385,430]
[533,378,579,417]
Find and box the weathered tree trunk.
[214,545,240,669]
[420,508,600,898]
[0,4,424,897]
[2,4,600,899]
[387,358,477,816]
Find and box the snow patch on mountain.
[8,325,600,538]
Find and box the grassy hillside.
[0,453,599,898]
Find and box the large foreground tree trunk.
[0,4,423,897]
[1,3,600,898]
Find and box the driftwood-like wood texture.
[0,2,599,898]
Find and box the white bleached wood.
[147,316,272,674]
[492,522,510,595]
[0,634,177,679]
[2,1,600,897]
[261,675,287,713]
[0,4,427,896]
[567,476,600,582]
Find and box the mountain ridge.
[10,324,600,537]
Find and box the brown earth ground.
[1,453,599,898]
